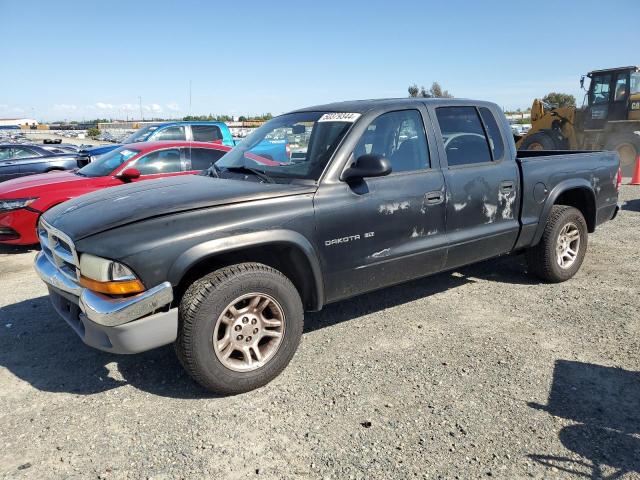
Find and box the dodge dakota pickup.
[34,98,621,394]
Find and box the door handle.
[425,191,444,205]
[500,181,515,193]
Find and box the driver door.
[314,108,448,303]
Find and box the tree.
[87,127,100,139]
[542,92,576,108]
[408,81,453,98]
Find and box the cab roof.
[588,66,639,76]
[292,97,500,115]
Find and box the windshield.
[77,147,140,177]
[122,125,159,143]
[214,111,356,181]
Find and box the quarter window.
[133,148,182,174]
[353,109,429,173]
[436,106,492,166]
[151,126,186,141]
[192,125,223,142]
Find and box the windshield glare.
[214,112,355,181]
[123,125,159,143]
[78,147,140,177]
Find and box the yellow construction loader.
[517,66,640,176]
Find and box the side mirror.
[580,75,585,90]
[117,167,141,181]
[342,154,392,181]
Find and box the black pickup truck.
[34,98,621,393]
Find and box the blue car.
[80,121,235,160]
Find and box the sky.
[1,0,638,122]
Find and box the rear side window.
[435,107,492,167]
[189,148,227,170]
[151,126,186,141]
[479,107,505,160]
[192,125,223,142]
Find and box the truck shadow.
[0,254,537,398]
[528,360,640,479]
[0,244,40,254]
[622,199,640,212]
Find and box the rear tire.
[525,205,588,283]
[175,262,304,394]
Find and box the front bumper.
[0,209,40,245]
[35,251,178,354]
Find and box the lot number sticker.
[318,112,361,122]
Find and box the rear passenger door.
[430,105,520,269]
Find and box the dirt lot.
[1,186,639,480]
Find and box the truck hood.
[43,175,316,241]
[0,171,90,198]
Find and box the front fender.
[167,229,324,310]
[532,178,595,245]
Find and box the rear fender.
[532,179,596,245]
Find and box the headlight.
[79,253,145,295]
[0,198,38,212]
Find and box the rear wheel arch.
[534,182,596,245]
[169,231,324,311]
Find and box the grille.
[38,220,80,283]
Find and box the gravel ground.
[1,186,639,480]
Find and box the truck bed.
[514,149,620,250]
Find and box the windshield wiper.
[224,165,274,183]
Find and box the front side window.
[353,109,429,173]
[436,106,492,166]
[189,148,227,170]
[192,125,223,142]
[151,126,186,141]
[78,147,140,177]
[132,148,182,175]
[215,111,354,181]
[590,74,612,105]
[0,147,12,161]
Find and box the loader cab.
[583,66,640,129]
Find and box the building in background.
[0,118,38,128]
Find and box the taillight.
[285,143,291,159]
[616,167,622,192]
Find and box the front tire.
[175,263,304,394]
[525,205,588,282]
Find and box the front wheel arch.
[169,231,324,311]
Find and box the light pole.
[138,96,143,122]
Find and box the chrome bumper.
[35,250,174,327]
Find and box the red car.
[0,141,232,245]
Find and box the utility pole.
[189,80,192,117]
[138,96,143,122]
